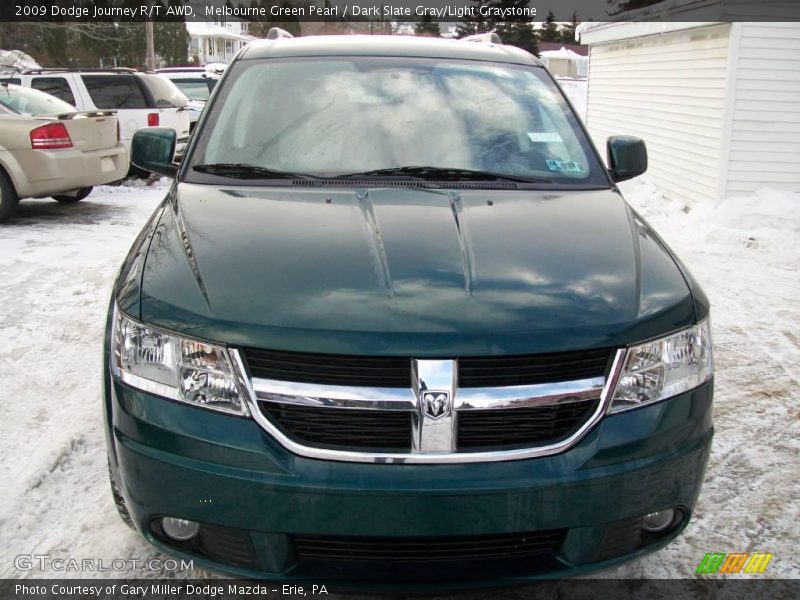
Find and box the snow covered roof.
[185,22,253,42]
[539,47,586,61]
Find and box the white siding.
[724,23,800,196]
[585,24,731,205]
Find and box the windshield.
[0,84,76,116]
[144,74,188,108]
[168,77,216,101]
[187,57,607,185]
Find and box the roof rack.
[21,67,139,75]
[462,32,503,45]
[266,27,294,41]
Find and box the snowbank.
[0,49,40,73]
[621,177,800,264]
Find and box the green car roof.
[240,34,543,67]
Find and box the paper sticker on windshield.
[546,159,583,173]
[528,132,563,143]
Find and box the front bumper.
[106,376,713,587]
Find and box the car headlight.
[111,306,249,416]
[609,319,713,413]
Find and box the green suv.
[104,31,713,587]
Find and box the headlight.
[111,306,249,416]
[609,319,713,413]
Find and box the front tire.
[52,187,93,203]
[0,170,20,222]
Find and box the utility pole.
[145,21,155,71]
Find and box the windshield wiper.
[337,166,551,184]
[192,163,316,180]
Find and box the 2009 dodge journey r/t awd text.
[104,31,714,587]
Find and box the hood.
[136,183,696,355]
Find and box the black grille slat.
[198,524,259,569]
[261,404,412,451]
[458,348,612,387]
[457,400,598,450]
[293,530,564,562]
[243,347,411,388]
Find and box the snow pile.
[97,176,172,194]
[0,49,40,74]
[621,177,800,264]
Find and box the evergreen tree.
[155,22,190,67]
[415,14,441,37]
[456,0,491,37]
[248,1,303,37]
[559,11,579,43]
[458,0,538,56]
[608,0,665,15]
[539,10,560,42]
[42,25,70,67]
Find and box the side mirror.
[131,128,178,178]
[607,136,647,182]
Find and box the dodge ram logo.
[421,391,450,420]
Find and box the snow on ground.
[0,176,797,585]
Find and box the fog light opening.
[161,517,200,541]
[642,508,678,533]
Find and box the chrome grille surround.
[229,349,627,464]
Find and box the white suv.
[7,69,191,163]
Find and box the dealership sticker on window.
[546,159,583,173]
[527,132,563,143]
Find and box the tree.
[247,1,305,38]
[155,22,190,67]
[415,14,441,37]
[538,10,560,42]
[559,11,579,43]
[608,0,666,15]
[456,0,491,38]
[458,0,538,56]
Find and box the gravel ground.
[0,177,797,590]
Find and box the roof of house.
[186,22,253,42]
[539,47,589,61]
[538,42,588,57]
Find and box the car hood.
[135,183,696,355]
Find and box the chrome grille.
[232,348,627,464]
[241,347,613,389]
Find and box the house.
[578,8,800,204]
[539,43,589,78]
[186,20,255,66]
